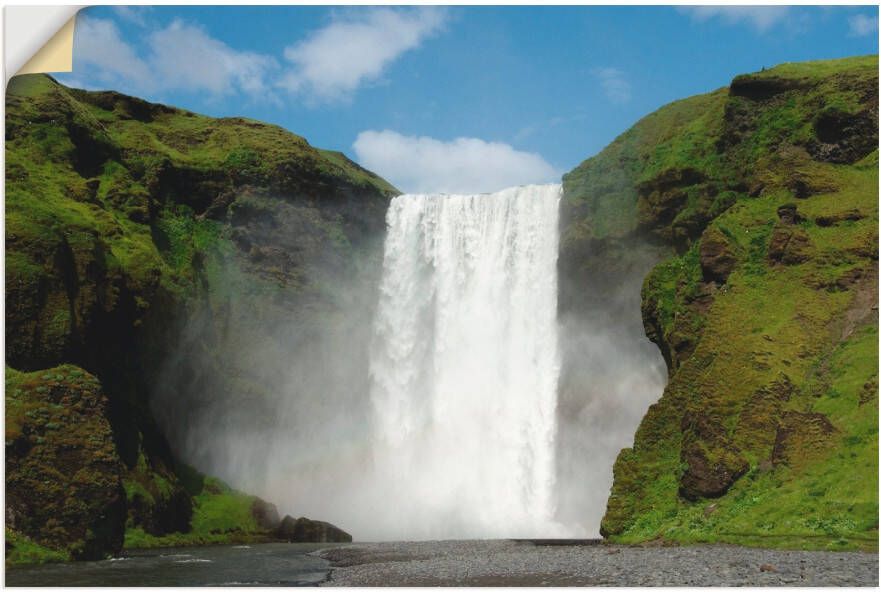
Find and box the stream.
[6,542,343,587]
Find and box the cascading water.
[367,184,568,539]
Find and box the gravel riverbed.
[314,540,878,586]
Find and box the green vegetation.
[563,55,878,550]
[6,529,71,566]
[124,476,269,549]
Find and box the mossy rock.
[699,226,738,284]
[767,225,813,265]
[678,411,750,501]
[6,365,125,560]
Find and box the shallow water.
[6,542,343,587]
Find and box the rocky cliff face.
[5,74,396,562]
[561,55,878,549]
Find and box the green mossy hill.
[563,55,878,550]
[5,74,396,563]
[6,73,395,369]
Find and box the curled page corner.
[5,5,82,84]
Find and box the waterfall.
[367,184,566,539]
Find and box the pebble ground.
[315,540,879,586]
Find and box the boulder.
[678,411,749,501]
[699,226,737,283]
[768,225,812,265]
[251,497,281,531]
[776,203,803,225]
[275,515,352,543]
[6,365,126,560]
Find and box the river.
[6,543,342,587]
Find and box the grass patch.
[6,529,71,567]
[123,475,266,550]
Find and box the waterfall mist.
[152,183,666,541]
[554,246,668,534]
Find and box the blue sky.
[60,5,879,193]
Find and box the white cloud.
[112,6,150,27]
[279,7,446,102]
[74,16,153,86]
[73,9,446,104]
[353,130,560,194]
[681,6,790,32]
[592,67,631,104]
[73,16,277,98]
[849,14,879,37]
[147,20,277,96]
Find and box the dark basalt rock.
[678,411,749,501]
[815,208,864,227]
[636,168,707,237]
[275,515,352,543]
[786,170,838,199]
[729,74,810,101]
[699,226,738,284]
[126,479,193,537]
[808,108,878,164]
[252,498,281,531]
[768,225,813,265]
[71,88,177,123]
[776,204,803,225]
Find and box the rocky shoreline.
[315,540,879,586]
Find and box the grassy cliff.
[5,74,396,564]
[562,55,878,551]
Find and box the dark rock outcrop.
[729,74,810,101]
[776,204,803,225]
[252,498,281,531]
[767,225,813,265]
[5,366,126,560]
[808,108,879,164]
[678,411,749,501]
[699,226,737,283]
[815,208,864,227]
[275,515,352,543]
